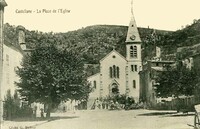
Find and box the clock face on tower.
[130,35,136,40]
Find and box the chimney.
[17,25,26,50]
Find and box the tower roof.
[125,1,141,43]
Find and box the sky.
[4,0,200,32]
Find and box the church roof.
[3,25,28,55]
[99,49,127,63]
[87,73,100,80]
[125,2,141,43]
[4,40,24,54]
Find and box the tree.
[155,66,198,98]
[16,45,91,118]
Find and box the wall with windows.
[87,73,100,99]
[2,43,23,99]
[125,43,142,102]
[100,51,127,97]
[127,62,141,102]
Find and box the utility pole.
[0,0,7,127]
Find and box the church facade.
[88,11,142,105]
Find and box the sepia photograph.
[1,0,200,129]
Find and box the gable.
[100,50,127,64]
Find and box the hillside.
[4,23,172,64]
[4,19,200,64]
[157,19,200,60]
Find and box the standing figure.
[40,108,44,118]
[33,106,37,118]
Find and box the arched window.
[109,67,113,78]
[133,46,137,58]
[134,65,137,72]
[116,67,119,78]
[131,65,137,72]
[130,46,134,58]
[109,65,120,78]
[133,80,136,88]
[113,65,116,78]
[93,81,96,89]
[131,65,134,71]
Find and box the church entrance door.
[109,83,119,96]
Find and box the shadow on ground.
[167,113,194,117]
[138,112,177,116]
[138,111,195,117]
[10,116,79,122]
[33,116,79,127]
[7,116,79,128]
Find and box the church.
[87,7,142,107]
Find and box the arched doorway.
[110,83,119,96]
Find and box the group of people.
[93,98,109,109]
[92,97,147,110]
[92,98,122,110]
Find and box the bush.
[124,97,136,110]
[105,94,136,110]
[17,104,33,118]
[3,90,20,120]
[3,90,33,120]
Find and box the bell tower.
[125,0,142,102]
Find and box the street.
[2,109,195,129]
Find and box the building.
[140,34,176,107]
[0,0,7,122]
[0,0,33,121]
[176,43,200,70]
[87,6,142,109]
[2,24,33,97]
[2,26,25,98]
[140,42,200,108]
